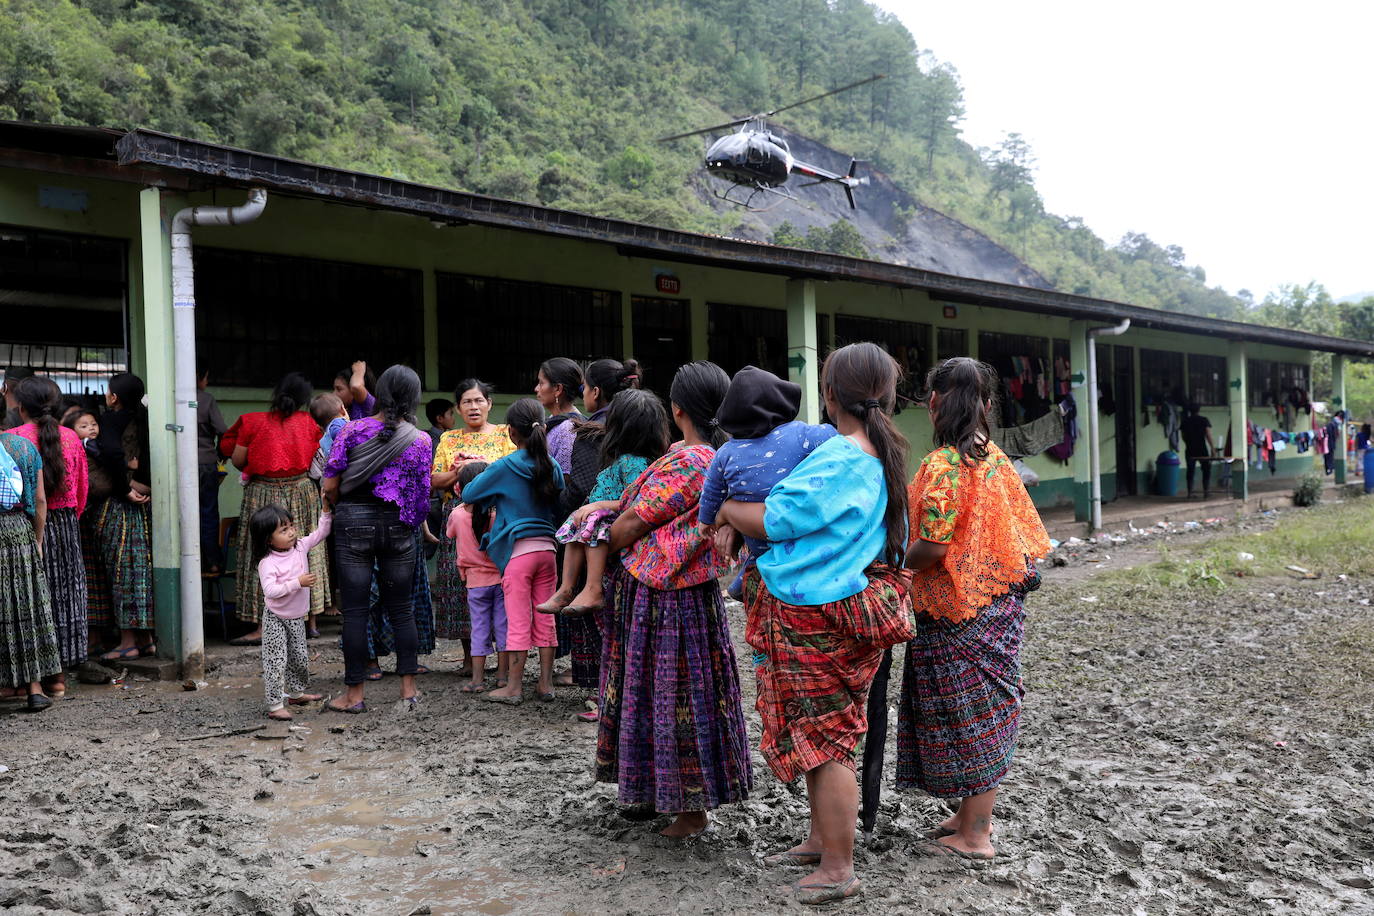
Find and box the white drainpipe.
[1087,318,1131,533]
[170,189,267,679]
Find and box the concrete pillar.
[422,266,439,391]
[138,188,184,658]
[785,279,820,424]
[689,297,708,362]
[1332,354,1348,484]
[1227,341,1248,499]
[1069,321,1091,521]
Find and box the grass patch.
[1096,498,1374,590]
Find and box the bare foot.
[266,708,293,721]
[485,684,523,700]
[566,586,604,613]
[798,862,856,891]
[536,586,575,614]
[660,811,707,838]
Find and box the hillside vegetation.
[4,0,1373,344]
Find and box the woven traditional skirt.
[96,499,154,631]
[0,510,62,686]
[432,499,471,641]
[595,564,752,813]
[895,581,1034,798]
[742,567,910,783]
[42,507,88,666]
[235,475,329,624]
[361,529,437,657]
[82,500,113,630]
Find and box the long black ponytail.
[270,372,312,421]
[669,361,731,449]
[822,342,911,567]
[15,376,66,497]
[506,398,560,503]
[923,357,996,466]
[374,365,421,441]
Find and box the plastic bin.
[1364,449,1374,492]
[1155,450,1181,496]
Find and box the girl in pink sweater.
[251,503,331,719]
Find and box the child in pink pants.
[459,398,564,704]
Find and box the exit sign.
[655,274,681,295]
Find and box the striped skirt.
[0,510,62,687]
[361,530,437,657]
[432,500,471,641]
[895,580,1035,798]
[82,501,113,629]
[42,507,89,666]
[235,475,329,624]
[742,567,909,784]
[96,499,154,631]
[595,564,752,813]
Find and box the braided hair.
[374,365,421,441]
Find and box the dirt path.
[2,508,1372,915]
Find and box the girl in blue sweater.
[461,398,564,704]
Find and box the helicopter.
[658,74,885,211]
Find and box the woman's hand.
[713,523,742,560]
[717,500,767,540]
[127,489,151,504]
[572,500,619,526]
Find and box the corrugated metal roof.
[3,119,1371,357]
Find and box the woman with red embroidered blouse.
[901,357,1051,861]
[221,372,329,644]
[595,361,752,838]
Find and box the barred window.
[708,303,786,378]
[836,314,931,404]
[196,248,423,389]
[1140,348,1185,404]
[978,331,1051,426]
[1188,354,1227,406]
[438,274,622,396]
[937,327,968,362]
[1248,359,1310,408]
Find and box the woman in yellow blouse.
[431,379,516,674]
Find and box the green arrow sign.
[1229,378,1242,389]
[787,353,806,372]
[1070,371,1085,385]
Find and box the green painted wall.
[0,164,1331,535]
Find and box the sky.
[874,1,1374,301]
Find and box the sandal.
[25,692,53,713]
[323,697,367,714]
[306,628,322,639]
[537,690,555,702]
[266,708,293,721]
[137,643,157,658]
[415,664,431,675]
[364,665,384,681]
[459,683,487,694]
[576,709,599,723]
[228,636,262,647]
[100,646,141,661]
[479,693,523,706]
[43,675,66,699]
[793,876,862,906]
[287,693,324,705]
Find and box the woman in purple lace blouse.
[321,365,432,713]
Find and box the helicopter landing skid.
[713,182,795,212]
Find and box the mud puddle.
[255,741,535,915]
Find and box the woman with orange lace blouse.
[901,357,1051,862]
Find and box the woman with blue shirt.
[716,342,915,907]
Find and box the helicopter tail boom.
[790,158,866,209]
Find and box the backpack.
[0,438,24,512]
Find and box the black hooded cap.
[715,365,801,439]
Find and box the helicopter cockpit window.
[746,144,766,165]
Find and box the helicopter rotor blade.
[656,118,751,143]
[762,73,886,119]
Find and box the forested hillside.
[0,0,1364,331]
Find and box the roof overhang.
[2,120,1370,358]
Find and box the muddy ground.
[2,507,1373,915]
